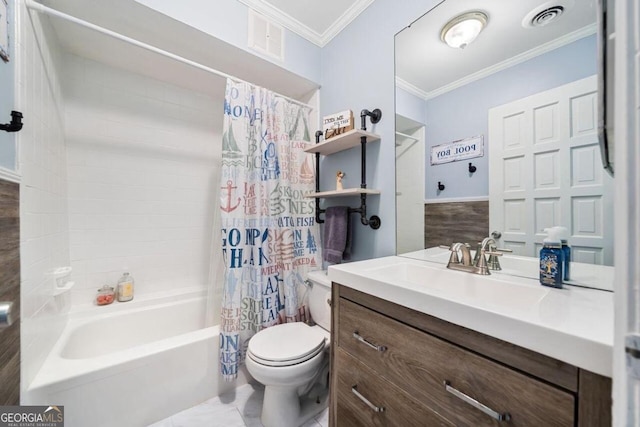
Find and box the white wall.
[396,125,425,254]
[16,2,71,391]
[62,54,223,306]
[134,0,321,85]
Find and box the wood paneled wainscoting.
[0,178,20,405]
[424,200,489,249]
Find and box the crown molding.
[395,76,430,100]
[318,0,374,46]
[399,24,597,101]
[237,0,373,47]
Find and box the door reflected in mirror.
[395,0,613,289]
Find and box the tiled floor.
[148,382,329,427]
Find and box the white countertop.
[328,255,613,377]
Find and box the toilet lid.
[248,323,327,367]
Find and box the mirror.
[395,0,614,290]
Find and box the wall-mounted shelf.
[306,188,381,198]
[304,129,380,155]
[311,108,383,229]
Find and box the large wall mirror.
[395,0,614,289]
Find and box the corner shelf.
[304,129,380,155]
[310,108,383,229]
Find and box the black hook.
[438,181,445,191]
[0,111,23,133]
[468,162,477,173]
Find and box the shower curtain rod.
[25,0,316,110]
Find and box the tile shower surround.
[17,1,71,391]
[18,3,224,390]
[62,54,223,306]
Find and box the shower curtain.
[219,79,322,381]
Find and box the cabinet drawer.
[338,298,575,426]
[335,347,454,427]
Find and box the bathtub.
[24,288,248,427]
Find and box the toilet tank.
[307,271,331,331]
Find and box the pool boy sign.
[430,135,484,165]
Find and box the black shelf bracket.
[360,108,382,131]
[313,108,382,230]
[314,130,325,224]
[0,111,23,133]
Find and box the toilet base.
[261,384,329,427]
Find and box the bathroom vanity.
[328,256,612,426]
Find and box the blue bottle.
[540,228,564,288]
[552,226,571,281]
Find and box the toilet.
[245,270,332,427]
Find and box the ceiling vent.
[248,9,284,61]
[522,0,574,29]
[530,6,564,27]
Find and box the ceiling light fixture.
[440,11,488,49]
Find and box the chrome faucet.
[441,238,512,275]
[478,237,513,272]
[443,242,490,275]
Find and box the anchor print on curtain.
[219,79,321,381]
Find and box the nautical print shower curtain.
[219,79,322,381]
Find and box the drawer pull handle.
[353,331,387,352]
[444,381,511,422]
[351,385,385,413]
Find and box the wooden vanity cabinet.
[329,283,611,427]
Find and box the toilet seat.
[248,323,327,367]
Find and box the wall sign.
[430,135,484,165]
[0,0,8,62]
[323,110,353,140]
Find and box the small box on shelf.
[323,110,354,140]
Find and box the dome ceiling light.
[440,11,488,49]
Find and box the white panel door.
[489,76,614,265]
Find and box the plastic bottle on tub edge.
[117,272,135,302]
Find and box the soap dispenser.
[540,228,564,288]
[551,226,571,281]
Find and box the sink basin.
[368,262,550,313]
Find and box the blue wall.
[425,35,597,200]
[396,86,427,125]
[0,0,15,172]
[106,2,597,262]
[319,0,443,261]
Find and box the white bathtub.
[24,288,248,427]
